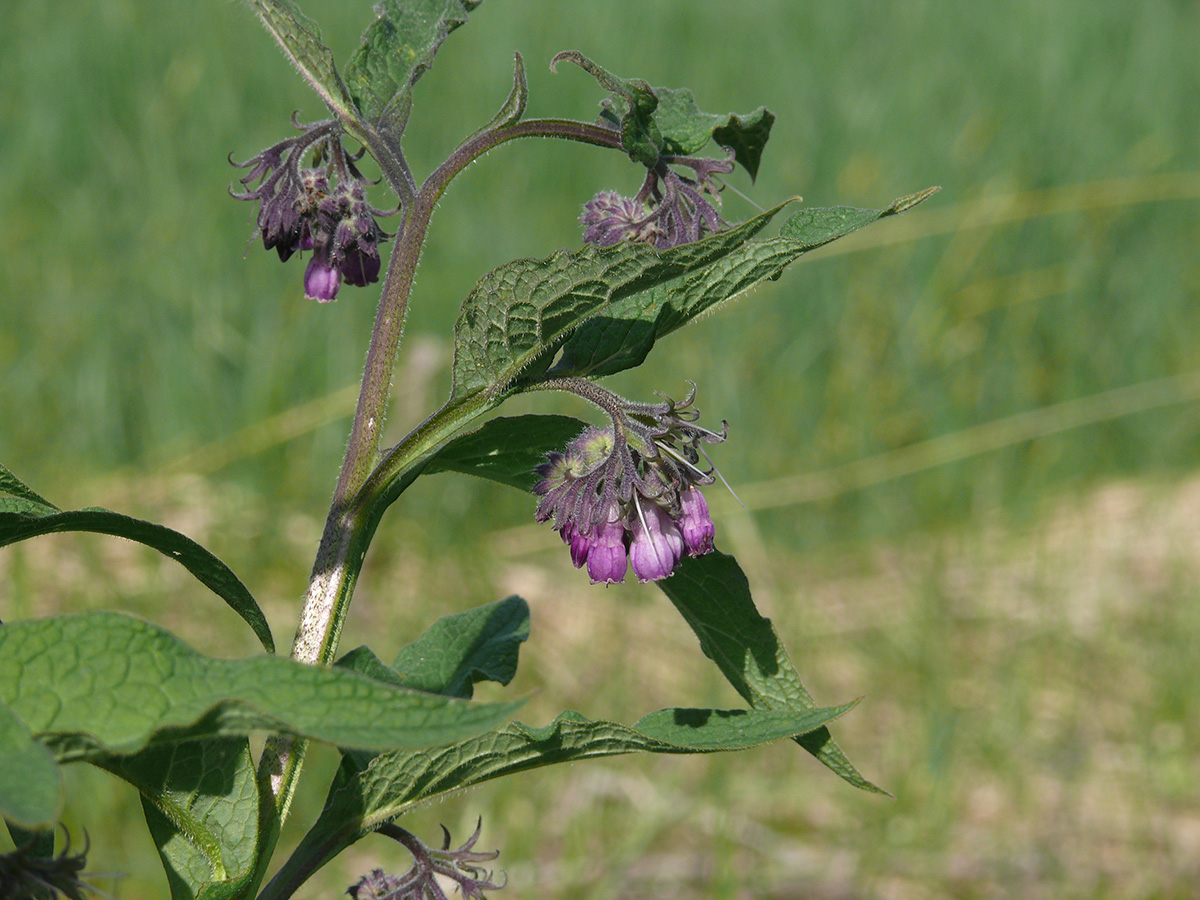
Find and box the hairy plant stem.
[254,115,624,864]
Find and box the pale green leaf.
[0,699,61,828]
[0,612,521,762]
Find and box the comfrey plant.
[0,2,936,898]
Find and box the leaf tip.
[886,185,941,216]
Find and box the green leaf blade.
[448,203,788,403]
[343,0,481,129]
[96,740,263,900]
[0,497,274,653]
[657,552,885,793]
[247,0,358,121]
[0,613,521,762]
[389,595,529,699]
[551,189,939,380]
[0,700,61,828]
[424,414,588,491]
[268,703,850,893]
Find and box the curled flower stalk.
[348,822,505,900]
[580,148,735,249]
[532,381,725,583]
[231,115,392,301]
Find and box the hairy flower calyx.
[581,148,735,250]
[231,115,393,302]
[533,382,725,583]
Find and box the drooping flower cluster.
[348,822,504,900]
[533,384,725,584]
[0,829,105,900]
[231,116,391,302]
[580,149,735,250]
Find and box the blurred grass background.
[2,0,1199,897]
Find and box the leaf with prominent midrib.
[0,612,521,763]
[448,203,789,404]
[343,0,481,134]
[96,740,263,900]
[552,187,941,379]
[0,485,274,654]
[266,702,854,894]
[658,551,885,793]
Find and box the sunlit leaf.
[448,202,789,403]
[0,491,274,654]
[0,612,521,763]
[266,702,853,895]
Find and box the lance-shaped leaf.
[0,699,61,827]
[0,612,521,763]
[448,202,789,404]
[96,740,264,900]
[247,0,358,122]
[0,488,274,654]
[551,187,940,379]
[343,0,482,135]
[265,702,854,896]
[552,50,774,177]
[424,414,588,491]
[0,462,52,506]
[658,551,885,793]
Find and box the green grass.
[2,0,1199,897]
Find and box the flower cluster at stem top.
[231,116,391,302]
[533,385,724,584]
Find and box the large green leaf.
[424,414,588,491]
[264,702,854,897]
[551,187,941,379]
[0,484,274,653]
[658,552,885,793]
[343,0,481,133]
[246,0,358,122]
[448,202,789,403]
[0,612,521,763]
[0,699,61,827]
[552,51,774,177]
[96,740,263,900]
